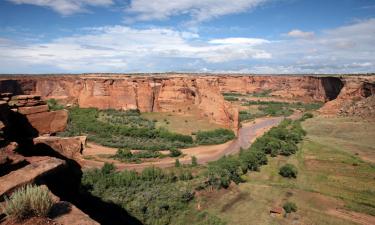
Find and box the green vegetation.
[82,117,310,224]
[60,108,235,153]
[113,148,163,163]
[196,129,235,145]
[169,148,182,157]
[200,116,375,225]
[82,164,198,225]
[46,98,64,111]
[238,110,262,122]
[205,119,306,189]
[283,202,297,214]
[279,164,298,178]
[224,96,239,101]
[251,89,272,97]
[222,92,244,97]
[191,156,198,166]
[175,159,181,167]
[2,185,54,220]
[239,101,323,121]
[60,108,195,151]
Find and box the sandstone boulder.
[18,104,49,115]
[33,136,86,162]
[26,110,68,135]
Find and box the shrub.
[206,156,242,189]
[169,148,182,157]
[191,156,198,166]
[300,112,314,121]
[283,201,297,213]
[101,163,116,174]
[175,159,181,167]
[115,148,133,159]
[196,129,235,145]
[224,96,239,101]
[46,98,64,111]
[279,164,298,178]
[2,185,54,220]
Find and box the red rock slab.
[11,95,41,100]
[0,156,65,198]
[270,206,284,214]
[18,105,49,115]
[26,110,68,135]
[33,136,86,162]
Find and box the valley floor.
[196,116,375,225]
[82,116,284,171]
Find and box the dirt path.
[82,116,287,171]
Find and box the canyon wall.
[216,75,345,102]
[319,76,375,116]
[0,75,239,130]
[0,74,374,126]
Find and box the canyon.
[0,74,374,225]
[0,74,374,131]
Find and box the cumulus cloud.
[262,19,375,73]
[209,38,269,45]
[286,29,315,39]
[126,0,268,23]
[7,0,113,15]
[0,26,271,72]
[0,19,374,73]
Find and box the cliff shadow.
[19,142,143,225]
[2,110,39,141]
[0,80,24,95]
[321,77,344,101]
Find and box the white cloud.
[286,29,315,39]
[126,0,268,23]
[209,38,269,45]
[0,26,271,72]
[7,0,113,15]
[1,19,374,73]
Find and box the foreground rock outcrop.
[0,94,98,225]
[1,94,68,137]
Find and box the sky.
[0,0,374,74]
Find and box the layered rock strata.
[0,94,98,224]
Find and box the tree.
[283,202,297,214]
[191,156,198,166]
[175,159,181,167]
[101,163,116,174]
[279,164,298,178]
[170,148,182,157]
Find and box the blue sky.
[0,0,374,74]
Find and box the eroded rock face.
[0,75,239,129]
[0,74,373,123]
[217,75,339,102]
[319,76,375,115]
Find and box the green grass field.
[199,116,375,225]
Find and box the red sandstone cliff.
[216,75,343,102]
[319,76,375,115]
[0,74,374,126]
[0,75,240,130]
